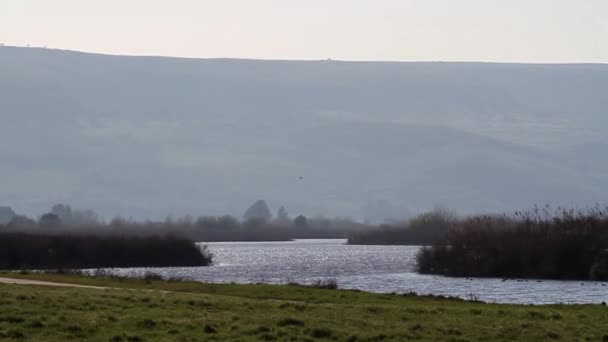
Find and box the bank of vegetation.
[347,208,457,245]
[1,203,370,242]
[0,272,607,341]
[0,233,212,269]
[417,207,608,281]
[0,218,370,242]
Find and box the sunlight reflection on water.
[110,239,608,304]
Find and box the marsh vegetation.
[417,207,608,281]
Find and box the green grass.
[0,272,607,341]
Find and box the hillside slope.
[1,46,607,219]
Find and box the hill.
[1,46,607,220]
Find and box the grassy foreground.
[1,273,607,341]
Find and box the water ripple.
[109,239,608,304]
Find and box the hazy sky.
[1,0,607,62]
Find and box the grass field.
[0,272,607,341]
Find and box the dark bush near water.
[0,233,212,269]
[416,207,608,281]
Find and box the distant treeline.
[0,216,370,242]
[347,208,456,245]
[0,233,212,270]
[1,203,371,242]
[417,207,608,281]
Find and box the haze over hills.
[1,46,607,221]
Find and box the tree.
[277,206,289,221]
[217,215,238,230]
[243,200,272,222]
[196,216,218,229]
[110,216,128,228]
[244,217,265,229]
[51,203,73,223]
[39,213,62,228]
[197,215,238,230]
[71,209,100,226]
[51,204,100,226]
[0,206,16,225]
[294,215,308,228]
[7,215,36,229]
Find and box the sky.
[1,0,607,62]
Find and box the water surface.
[111,239,608,304]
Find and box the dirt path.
[0,277,107,290]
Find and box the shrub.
[0,233,212,269]
[311,278,338,290]
[417,207,608,280]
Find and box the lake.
[110,239,608,304]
